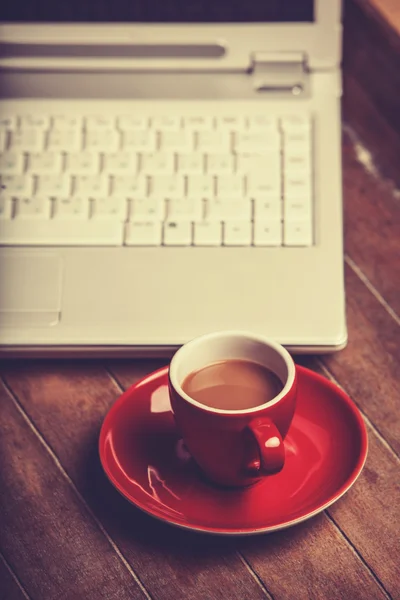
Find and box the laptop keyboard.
[0,112,313,247]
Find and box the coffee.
[182,359,283,411]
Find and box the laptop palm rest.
[0,252,62,328]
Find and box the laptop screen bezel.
[0,0,342,71]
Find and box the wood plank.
[321,264,400,455]
[0,361,271,600]
[356,0,400,37]
[343,75,400,190]
[0,382,148,600]
[238,515,388,600]
[297,354,400,599]
[344,0,400,138]
[107,363,388,600]
[0,554,29,600]
[342,131,400,318]
[329,420,400,600]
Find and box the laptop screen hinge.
[250,52,308,95]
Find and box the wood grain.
[342,131,400,319]
[0,554,29,600]
[343,74,400,191]
[0,382,148,600]
[0,362,272,600]
[238,516,388,600]
[345,0,400,138]
[297,354,400,599]
[356,0,400,37]
[107,363,388,600]
[321,264,399,454]
[329,420,400,600]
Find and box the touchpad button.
[0,252,62,327]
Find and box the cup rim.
[169,330,296,415]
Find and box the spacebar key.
[0,220,124,246]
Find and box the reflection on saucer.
[150,385,171,413]
[100,365,368,535]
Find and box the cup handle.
[243,417,285,476]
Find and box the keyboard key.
[168,198,203,221]
[236,152,280,174]
[183,116,213,130]
[216,174,245,198]
[196,131,230,152]
[159,131,193,151]
[20,115,50,129]
[103,152,138,174]
[152,116,181,131]
[117,115,148,130]
[9,129,44,152]
[131,197,165,222]
[91,197,128,220]
[0,219,123,245]
[149,175,185,197]
[193,221,222,246]
[206,154,234,174]
[284,197,312,221]
[280,115,311,130]
[176,153,204,174]
[284,173,312,197]
[54,197,90,219]
[85,115,116,130]
[254,197,282,220]
[247,173,281,198]
[234,132,280,154]
[0,152,25,175]
[223,221,252,246]
[284,220,313,246]
[284,130,311,145]
[0,116,17,130]
[1,174,33,196]
[283,148,311,171]
[253,220,282,246]
[47,129,82,152]
[111,175,147,196]
[28,152,63,174]
[0,197,13,219]
[73,175,109,196]
[85,130,120,152]
[215,116,246,131]
[125,221,162,246]
[123,130,156,152]
[52,115,82,130]
[163,221,192,246]
[36,174,71,196]
[248,116,278,131]
[65,152,100,175]
[187,175,214,197]
[0,131,6,152]
[206,198,251,221]
[15,196,51,219]
[141,153,174,175]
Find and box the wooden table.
[1,127,399,600]
[1,0,400,591]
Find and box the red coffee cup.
[169,331,297,487]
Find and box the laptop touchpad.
[0,252,62,327]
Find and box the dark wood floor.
[1,124,399,600]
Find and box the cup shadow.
[80,428,239,558]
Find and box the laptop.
[0,0,346,356]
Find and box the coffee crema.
[182,359,283,411]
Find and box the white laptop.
[0,0,346,356]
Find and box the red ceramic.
[99,365,368,535]
[168,332,297,486]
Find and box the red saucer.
[99,365,368,535]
